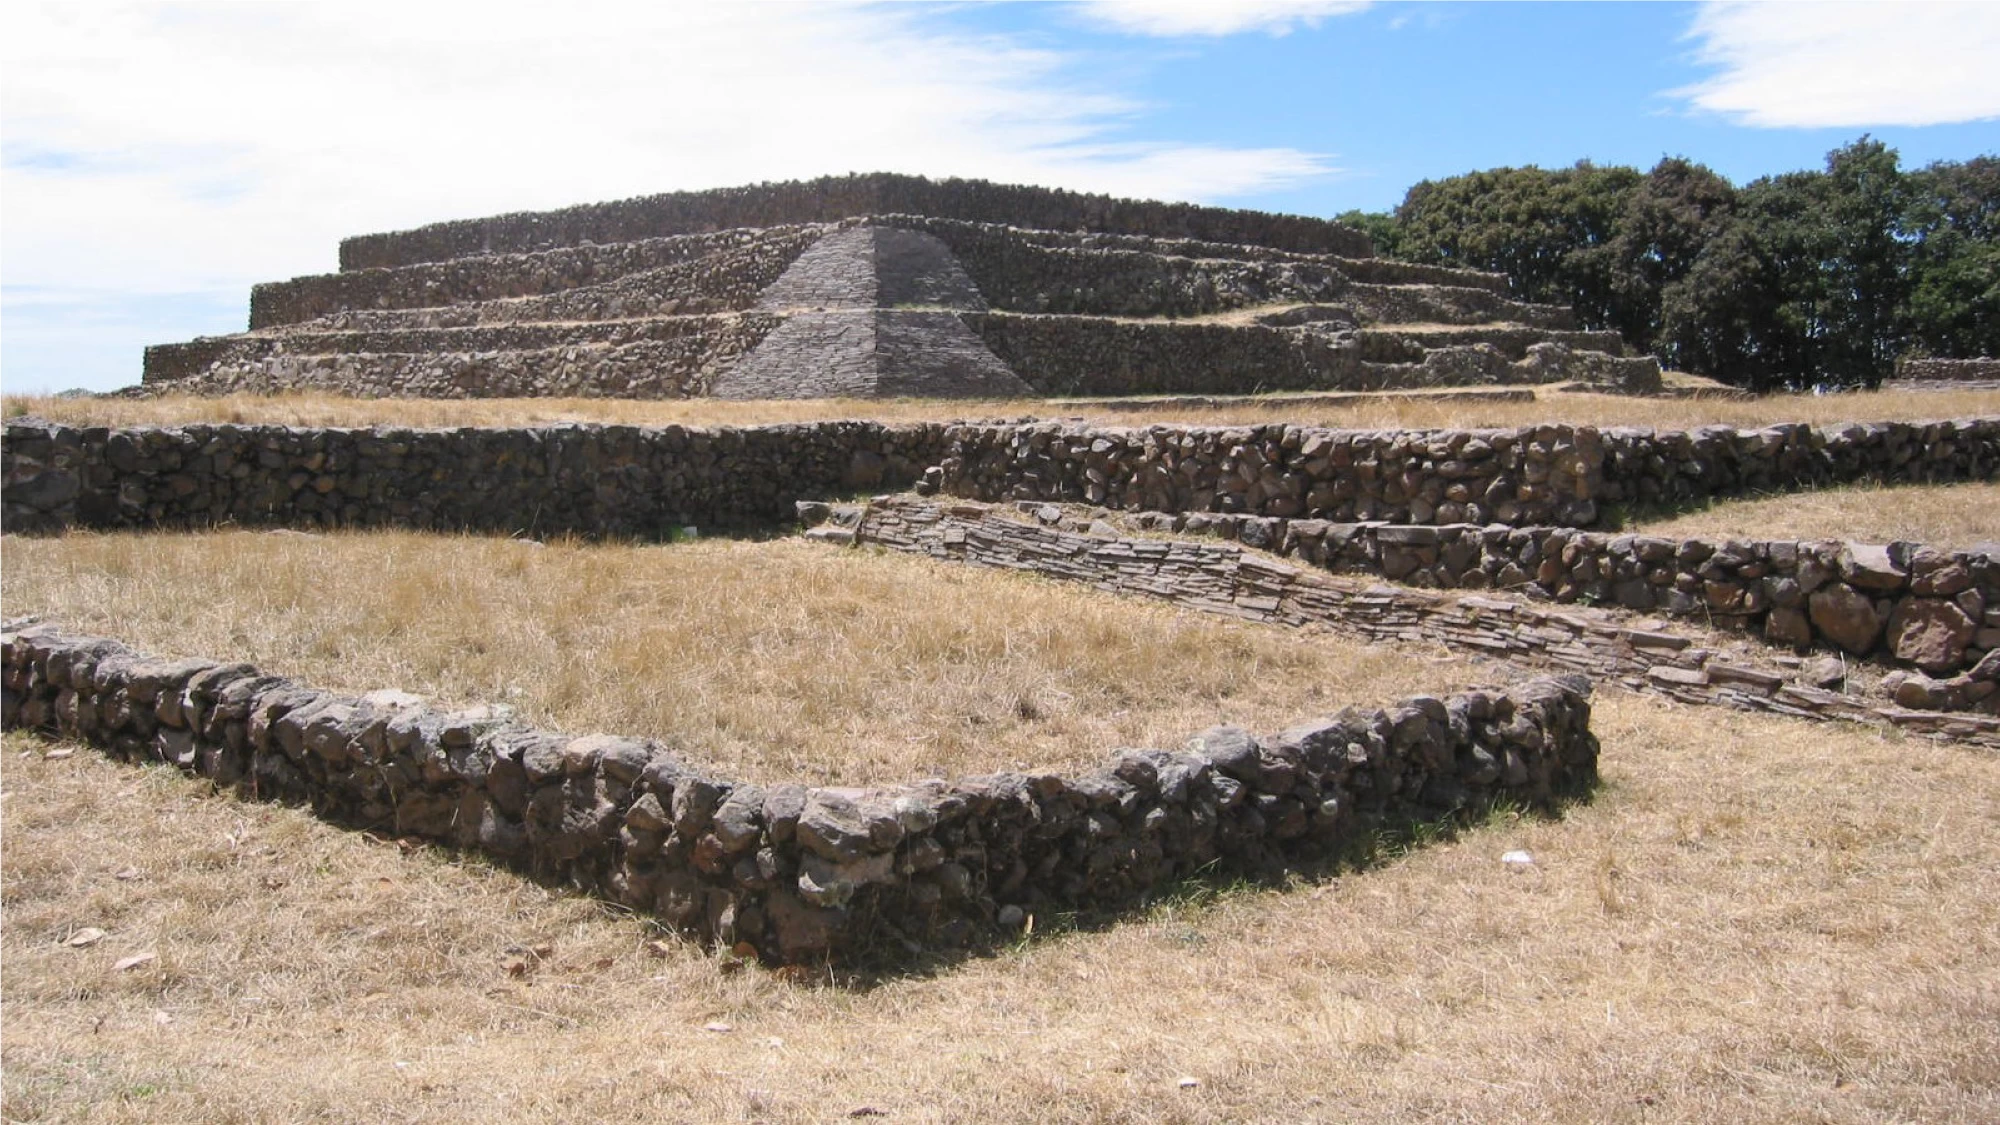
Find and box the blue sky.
[4,1,1998,394]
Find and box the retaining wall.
[1,623,1596,964]
[967,316,1645,398]
[337,173,1375,271]
[144,316,781,400]
[1054,507,2000,675]
[9,418,1995,537]
[0,418,947,536]
[889,216,1511,293]
[246,226,825,333]
[828,497,2000,743]
[936,418,2000,526]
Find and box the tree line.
[1338,140,1997,391]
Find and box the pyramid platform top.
[337,172,1375,272]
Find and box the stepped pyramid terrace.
[141,173,1661,400]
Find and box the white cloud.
[0,1,1338,391]
[1674,1,2000,127]
[1074,1,1369,38]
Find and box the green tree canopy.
[1361,138,1996,390]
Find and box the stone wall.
[1063,507,2000,676]
[1888,357,2000,392]
[827,497,2000,743]
[0,418,947,536]
[1,622,1597,964]
[336,173,1375,271]
[936,418,2000,526]
[245,225,826,332]
[920,229,1351,319]
[9,417,1994,538]
[966,315,1644,398]
[900,216,1563,322]
[889,216,1511,293]
[237,216,1560,338]
[146,315,779,396]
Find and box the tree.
[1603,158,1738,354]
[1661,139,1911,389]
[1657,200,1794,390]
[1815,137,1909,385]
[1900,156,2000,358]
[1367,139,1993,390]
[1391,162,1640,329]
[1333,209,1402,259]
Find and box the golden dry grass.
[1629,481,2000,548]
[7,430,1999,1120]
[0,530,1501,785]
[5,693,1997,1122]
[8,386,1998,432]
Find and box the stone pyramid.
[140,173,1660,400]
[710,225,1030,399]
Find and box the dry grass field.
[0,531,1502,785]
[1626,480,2000,547]
[6,389,2000,1122]
[5,697,1997,1123]
[8,385,1999,432]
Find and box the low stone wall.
[1061,507,2000,676]
[9,417,1994,538]
[1888,357,2000,392]
[337,173,1375,271]
[1,622,1597,964]
[1,418,947,536]
[827,497,2000,743]
[1352,327,1628,364]
[936,418,2000,527]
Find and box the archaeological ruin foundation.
[7,174,1996,966]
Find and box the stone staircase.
[141,174,1660,400]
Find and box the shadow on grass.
[1593,475,1895,534]
[822,775,1604,990]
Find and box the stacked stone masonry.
[141,175,1659,401]
[816,497,2000,744]
[1024,504,2000,680]
[0,417,946,536]
[6,417,1995,539]
[1,623,1598,964]
[935,417,2000,526]
[335,172,1378,269]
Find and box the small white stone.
[1501,850,1536,870]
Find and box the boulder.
[1764,606,1813,651]
[796,788,903,863]
[1808,582,1885,654]
[1886,597,1977,673]
[1837,544,1908,592]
